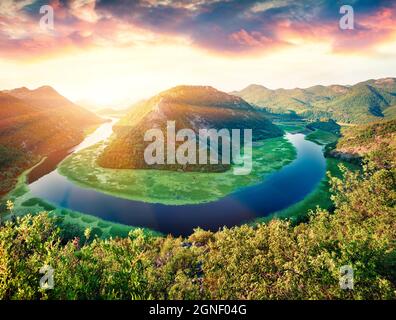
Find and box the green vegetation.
[1,114,395,300]
[306,119,341,135]
[305,130,339,145]
[0,163,159,240]
[98,85,283,172]
[0,87,102,194]
[266,158,359,222]
[0,145,39,194]
[337,118,396,151]
[330,119,396,163]
[1,145,395,299]
[233,78,396,124]
[3,193,159,241]
[22,198,56,211]
[274,121,307,133]
[58,137,296,205]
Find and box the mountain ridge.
[0,85,103,193]
[232,77,396,123]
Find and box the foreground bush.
[0,149,395,300]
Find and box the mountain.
[0,86,103,193]
[98,85,282,171]
[4,86,102,128]
[232,78,396,124]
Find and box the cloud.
[0,0,395,60]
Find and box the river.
[28,120,326,236]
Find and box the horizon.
[2,75,396,109]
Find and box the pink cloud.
[0,0,395,60]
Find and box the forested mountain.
[98,85,282,171]
[232,78,396,123]
[0,86,102,193]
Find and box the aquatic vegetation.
[58,136,297,205]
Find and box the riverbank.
[57,136,297,205]
[1,155,160,239]
[1,119,354,238]
[257,157,360,223]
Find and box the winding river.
[28,120,326,236]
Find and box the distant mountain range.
[232,78,396,124]
[98,85,282,171]
[0,86,102,193]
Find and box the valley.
[1,114,348,236]
[0,84,353,237]
[1,82,395,300]
[2,0,396,301]
[0,81,393,237]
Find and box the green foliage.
[332,119,396,166]
[337,119,396,150]
[234,79,396,124]
[1,147,395,299]
[306,119,341,135]
[0,145,38,194]
[305,130,338,145]
[21,198,56,211]
[0,214,61,299]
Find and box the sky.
[0,0,396,108]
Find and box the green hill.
[99,85,283,171]
[332,118,396,161]
[232,78,396,124]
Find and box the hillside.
[232,78,396,124]
[98,86,283,171]
[331,119,396,162]
[0,86,102,193]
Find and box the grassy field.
[58,136,297,205]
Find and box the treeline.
[1,141,395,299]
